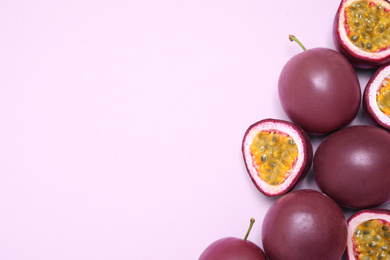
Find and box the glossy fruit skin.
[314,125,390,209]
[346,209,390,260]
[278,47,361,135]
[363,64,390,130]
[333,0,390,69]
[262,189,347,260]
[242,118,313,197]
[199,237,267,260]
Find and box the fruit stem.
[244,218,255,241]
[289,35,306,51]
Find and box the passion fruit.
[314,125,390,209]
[363,63,390,130]
[199,218,267,260]
[241,118,313,197]
[278,35,361,135]
[334,0,390,68]
[262,189,348,260]
[346,209,390,260]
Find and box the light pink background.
[0,1,386,259]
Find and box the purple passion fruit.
[278,36,361,135]
[262,189,348,260]
[314,125,390,209]
[334,0,390,69]
[363,63,390,130]
[199,218,267,260]
[347,209,390,260]
[241,118,313,197]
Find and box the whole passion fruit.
[314,125,390,209]
[346,209,390,260]
[241,118,313,197]
[278,35,361,135]
[363,63,390,130]
[199,218,267,260]
[262,189,348,260]
[334,0,390,68]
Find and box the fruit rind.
[363,63,390,130]
[333,0,390,68]
[347,209,390,260]
[242,118,313,197]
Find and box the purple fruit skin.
[347,209,390,260]
[314,125,390,209]
[363,64,390,130]
[333,0,390,69]
[278,47,361,135]
[241,118,313,197]
[199,237,267,260]
[262,189,347,260]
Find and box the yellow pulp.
[377,80,390,116]
[353,219,390,260]
[345,0,390,52]
[249,131,298,186]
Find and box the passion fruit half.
[242,118,313,197]
[363,63,390,130]
[278,36,361,135]
[314,125,390,209]
[262,189,348,260]
[334,0,390,68]
[347,209,390,260]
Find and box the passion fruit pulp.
[314,125,390,209]
[334,0,390,68]
[347,209,390,260]
[278,36,361,135]
[262,189,348,260]
[199,218,267,260]
[363,63,390,130]
[242,118,313,197]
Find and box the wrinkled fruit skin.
[314,125,390,209]
[242,118,313,197]
[363,64,390,130]
[262,189,347,260]
[346,209,390,260]
[199,237,267,260]
[278,47,361,135]
[333,0,390,69]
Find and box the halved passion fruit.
[347,209,390,260]
[334,0,390,68]
[241,118,313,197]
[363,63,390,130]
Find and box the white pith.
[242,121,306,196]
[367,64,390,125]
[338,0,390,59]
[347,211,390,258]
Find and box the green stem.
[244,218,255,241]
[289,35,306,51]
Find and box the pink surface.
[0,1,385,259]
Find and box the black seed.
[382,226,389,231]
[364,230,371,234]
[381,245,388,251]
[359,41,365,48]
[384,232,390,238]
[356,229,362,236]
[367,42,372,49]
[261,154,267,163]
[351,35,359,41]
[369,241,378,247]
